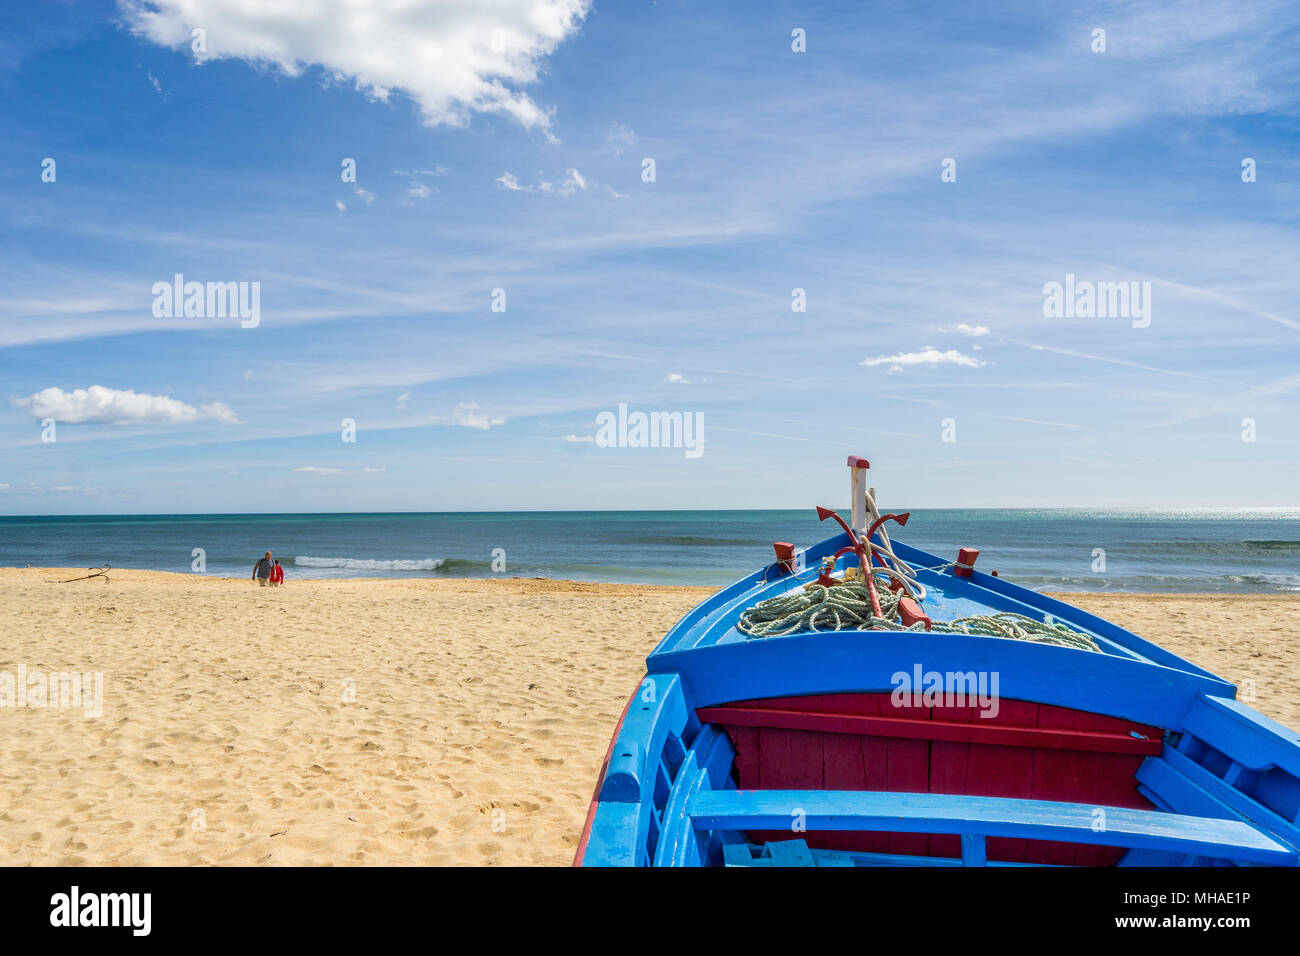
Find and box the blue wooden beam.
[686,789,1296,865]
[960,833,987,866]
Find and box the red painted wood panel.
[1028,703,1156,865]
[712,692,1163,866]
[750,727,824,850]
[960,699,1039,862]
[819,694,874,853]
[728,726,761,791]
[837,694,893,853]
[696,707,1161,754]
[927,701,975,858]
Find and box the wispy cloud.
[430,402,505,429]
[539,168,587,196]
[496,171,530,192]
[499,168,591,196]
[860,348,986,373]
[940,323,990,337]
[606,122,636,155]
[294,466,387,475]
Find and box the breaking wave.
[292,556,446,571]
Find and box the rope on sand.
[58,565,111,583]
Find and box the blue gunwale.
[653,628,1231,730]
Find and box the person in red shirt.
[270,560,285,586]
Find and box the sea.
[1,509,1298,593]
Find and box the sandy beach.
[0,568,1295,866]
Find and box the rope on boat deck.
[736,577,1100,652]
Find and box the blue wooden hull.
[575,529,1300,867]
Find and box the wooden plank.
[726,726,761,788]
[694,706,1162,755]
[963,699,1038,862]
[928,700,974,859]
[1151,747,1300,851]
[652,750,706,867]
[750,727,823,852]
[758,727,823,790]
[884,718,932,857]
[1027,705,1154,866]
[1183,696,1300,777]
[686,789,1296,864]
[765,840,815,866]
[1036,702,1163,741]
[723,844,760,867]
[854,695,896,854]
[820,727,868,853]
[961,833,988,866]
[810,847,1061,868]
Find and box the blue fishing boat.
[575,456,1300,868]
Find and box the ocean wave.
[1013,572,1300,593]
[623,535,774,547]
[292,556,446,571]
[1114,539,1300,554]
[1228,573,1300,591]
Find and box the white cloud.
[431,401,505,429]
[606,123,636,155]
[406,181,433,201]
[562,167,587,194]
[662,372,691,384]
[14,386,243,425]
[496,171,530,192]
[335,199,346,213]
[940,323,990,337]
[503,167,590,196]
[392,166,448,178]
[563,433,593,443]
[538,167,587,196]
[860,347,986,373]
[147,70,162,94]
[353,186,375,205]
[0,483,97,496]
[395,392,410,409]
[294,466,387,475]
[122,0,591,134]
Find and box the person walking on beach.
[252,551,274,586]
[270,560,285,586]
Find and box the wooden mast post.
[847,455,870,534]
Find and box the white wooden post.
[848,456,869,534]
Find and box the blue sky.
[2,0,1298,514]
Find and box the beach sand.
[0,568,1295,866]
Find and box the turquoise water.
[1,509,1298,592]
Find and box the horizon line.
[4,505,1300,519]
